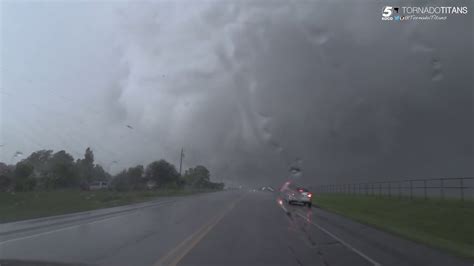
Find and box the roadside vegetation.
[0,148,225,222]
[313,194,474,259]
[0,188,216,223]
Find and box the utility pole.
[179,148,184,176]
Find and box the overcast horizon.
[1,0,473,187]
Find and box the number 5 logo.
[382,6,393,17]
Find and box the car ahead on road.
[280,181,312,208]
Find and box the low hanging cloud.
[3,0,472,186]
[108,0,473,186]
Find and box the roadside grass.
[313,194,474,259]
[0,189,217,223]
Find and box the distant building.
[88,181,109,190]
[146,180,157,189]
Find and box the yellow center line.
[154,195,245,266]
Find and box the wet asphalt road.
[0,191,471,266]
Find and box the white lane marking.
[0,214,120,245]
[3,198,175,226]
[0,200,175,245]
[294,211,381,266]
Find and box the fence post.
[440,179,444,199]
[460,178,464,201]
[410,180,413,200]
[424,180,427,200]
[398,182,402,198]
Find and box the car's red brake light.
[308,193,312,197]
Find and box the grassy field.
[313,194,474,259]
[0,189,216,223]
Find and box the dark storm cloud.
[111,0,472,186]
[2,0,472,186]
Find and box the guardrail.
[313,177,474,200]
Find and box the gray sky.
[1,0,472,187]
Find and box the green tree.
[183,165,210,188]
[183,165,224,190]
[76,147,95,184]
[13,162,36,191]
[110,165,143,191]
[0,162,13,192]
[22,150,54,188]
[84,147,94,165]
[47,150,78,188]
[92,164,110,182]
[145,160,179,188]
[23,150,53,177]
[111,170,130,191]
[127,165,144,189]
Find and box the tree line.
[0,148,224,192]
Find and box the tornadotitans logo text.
[382,6,468,21]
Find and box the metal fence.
[313,177,474,200]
